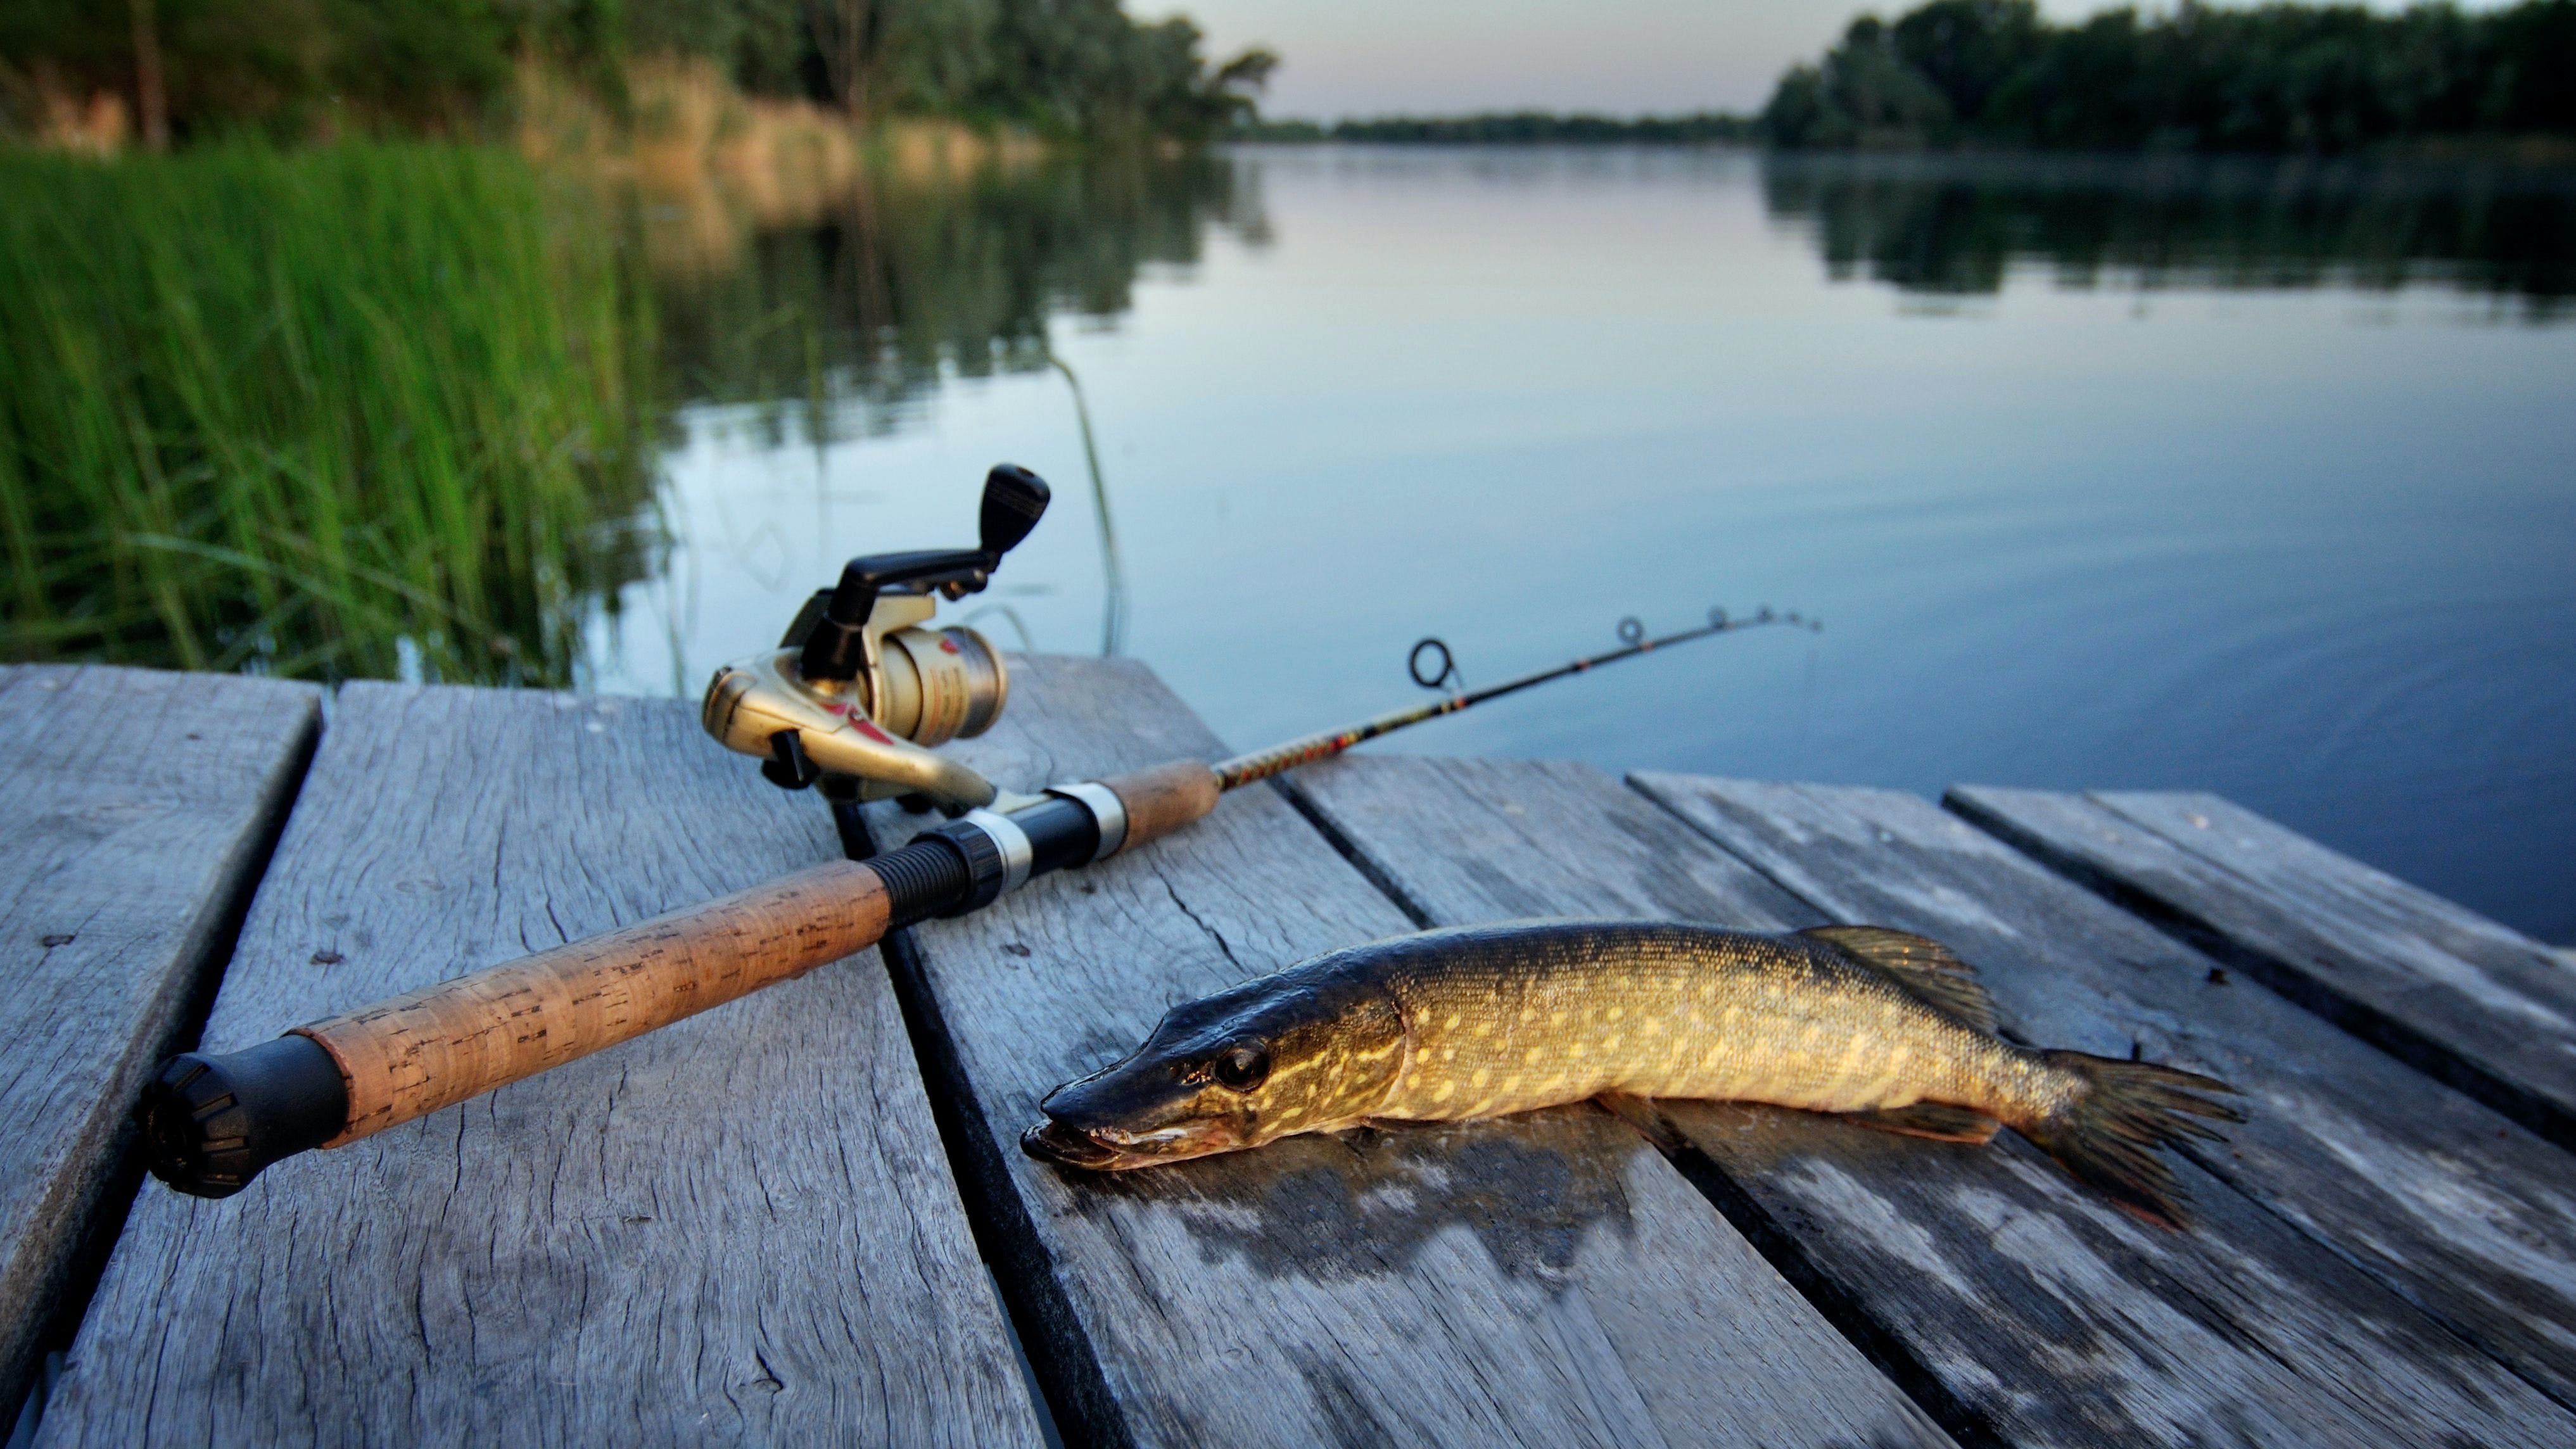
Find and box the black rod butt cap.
[139,1035,348,1199]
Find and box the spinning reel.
[701,464,1049,814]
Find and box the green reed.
[0,144,660,685]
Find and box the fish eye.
[1210,1042,1270,1092]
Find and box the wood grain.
[1950,785,2576,1142]
[306,858,889,1142]
[1293,755,2576,1445]
[1632,773,2576,1434]
[0,665,318,1421]
[37,683,1041,1447]
[875,657,1950,1448]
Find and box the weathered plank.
[0,664,319,1421]
[1297,755,2576,1443]
[1950,785,2576,1144]
[37,684,1042,1446]
[1630,773,2576,1434]
[877,657,1950,1448]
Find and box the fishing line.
[1046,346,1126,658]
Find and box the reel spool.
[701,465,1046,811]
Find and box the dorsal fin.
[1798,926,1999,1035]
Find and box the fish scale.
[1027,918,2242,1229]
[1369,927,2027,1121]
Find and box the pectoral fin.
[1841,1102,2001,1144]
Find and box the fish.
[1022,919,2242,1228]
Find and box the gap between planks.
[1291,754,2576,1446]
[0,666,320,1433]
[1630,771,2576,1431]
[1946,785,2576,1152]
[864,655,1951,1449]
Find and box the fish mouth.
[1019,1117,1233,1171]
[1020,1119,1128,1169]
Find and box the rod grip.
[1098,760,1221,856]
[144,858,896,1197]
[305,859,892,1146]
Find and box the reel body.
[701,465,1046,811]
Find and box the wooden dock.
[6,657,2575,1446]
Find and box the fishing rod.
[137,465,1813,1198]
[1216,607,1812,790]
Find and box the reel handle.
[979,463,1050,559]
[803,465,1051,684]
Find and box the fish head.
[1023,961,1405,1170]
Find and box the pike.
[137,466,1813,1198]
[1025,920,2242,1229]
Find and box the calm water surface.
[588,147,2576,942]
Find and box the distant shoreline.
[1233,114,1760,147]
[1243,0,2575,161]
[1229,117,2576,169]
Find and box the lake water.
[587,146,2576,943]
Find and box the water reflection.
[649,153,1264,431]
[14,142,2568,940]
[1761,151,2576,310]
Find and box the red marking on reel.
[853,719,894,744]
[939,637,961,654]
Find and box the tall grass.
[0,144,660,685]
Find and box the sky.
[1167,0,2515,120]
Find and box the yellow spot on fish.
[1472,1068,1491,1089]
[1433,1082,1454,1103]
[1525,1046,1544,1065]
[1551,1010,1569,1027]
[1606,1005,1625,1022]
[1443,1013,1461,1031]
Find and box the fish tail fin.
[2020,1051,2243,1231]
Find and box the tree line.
[1235,2,2576,156]
[1763,0,2576,152]
[0,0,1274,146]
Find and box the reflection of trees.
[650,151,1260,432]
[1763,153,2576,310]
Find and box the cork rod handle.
[143,858,893,1197]
[303,859,892,1142]
[1098,760,1221,855]
[141,757,1216,1199]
